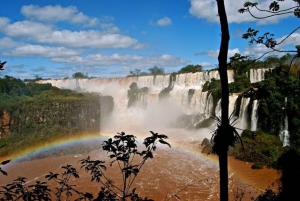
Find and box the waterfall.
[250,68,272,83]
[204,93,214,119]
[238,97,250,130]
[37,69,268,132]
[250,100,259,131]
[215,99,222,117]
[213,94,238,118]
[280,97,290,147]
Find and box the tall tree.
[215,1,230,201]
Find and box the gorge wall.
[0,95,113,138]
[37,69,270,134]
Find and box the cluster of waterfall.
[39,69,289,146]
[37,68,289,145]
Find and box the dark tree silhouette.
[0,61,7,71]
[211,0,300,201]
[214,1,230,201]
[0,131,170,201]
[239,0,300,62]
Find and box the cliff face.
[0,95,113,138]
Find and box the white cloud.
[0,37,18,49]
[0,17,10,30]
[51,53,189,68]
[208,48,240,59]
[4,21,52,38]
[198,62,213,67]
[21,5,99,27]
[276,33,300,49]
[157,17,172,26]
[4,45,81,58]
[189,0,297,24]
[1,20,141,49]
[243,33,300,58]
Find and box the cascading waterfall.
[37,69,268,133]
[250,100,259,131]
[280,97,290,147]
[213,94,238,118]
[238,97,250,130]
[249,68,272,83]
[204,93,214,119]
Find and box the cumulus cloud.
[4,45,81,58]
[4,21,52,38]
[189,0,297,24]
[0,17,10,30]
[243,33,300,58]
[0,37,18,49]
[157,17,172,26]
[51,53,189,68]
[21,5,99,27]
[276,33,300,49]
[1,20,141,49]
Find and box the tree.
[211,0,300,201]
[212,1,231,201]
[178,64,203,74]
[238,0,300,62]
[127,69,149,77]
[72,72,88,79]
[148,66,164,75]
[129,68,141,76]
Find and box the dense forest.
[0,76,114,157]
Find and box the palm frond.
[210,111,245,155]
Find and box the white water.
[250,100,259,131]
[280,97,290,147]
[249,68,272,83]
[37,69,269,135]
[238,97,250,130]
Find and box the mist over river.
[0,69,279,200]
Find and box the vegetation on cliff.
[0,76,114,158]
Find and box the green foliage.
[229,74,251,93]
[148,66,164,75]
[178,64,202,74]
[251,162,264,170]
[0,76,102,140]
[229,130,283,168]
[256,64,300,151]
[127,69,149,77]
[72,72,89,79]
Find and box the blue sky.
[0,0,299,79]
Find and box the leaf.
[0,160,10,165]
[0,169,8,176]
[158,139,171,148]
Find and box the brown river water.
[0,131,279,201]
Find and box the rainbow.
[0,131,276,193]
[1,132,110,165]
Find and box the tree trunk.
[216,0,230,201]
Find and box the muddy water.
[0,133,279,201]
